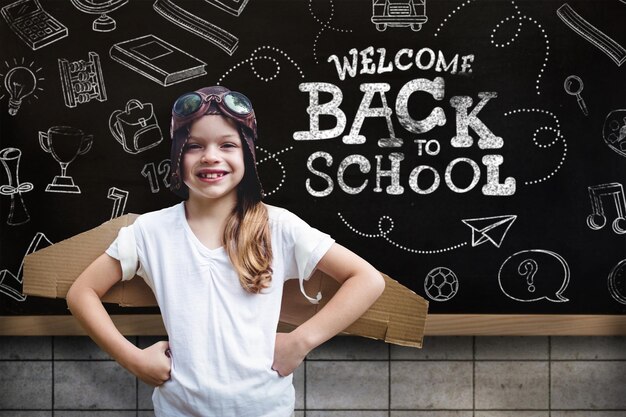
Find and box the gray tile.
[391,361,472,409]
[293,360,305,409]
[54,336,135,360]
[551,361,626,409]
[475,336,548,360]
[551,413,626,417]
[306,361,388,409]
[475,413,550,417]
[0,362,51,408]
[551,336,626,360]
[391,413,473,417]
[56,413,136,417]
[54,361,136,409]
[138,378,155,409]
[138,412,155,417]
[391,337,472,360]
[307,335,388,360]
[475,361,549,409]
[0,412,50,417]
[307,412,388,417]
[0,337,51,359]
[294,412,304,417]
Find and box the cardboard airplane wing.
[23,214,428,348]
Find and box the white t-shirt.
[105,201,335,417]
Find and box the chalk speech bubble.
[498,249,570,302]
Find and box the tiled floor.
[1,336,626,416]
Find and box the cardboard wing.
[23,214,428,348]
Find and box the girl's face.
[182,115,245,204]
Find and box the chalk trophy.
[39,126,93,194]
[586,182,626,234]
[0,148,33,225]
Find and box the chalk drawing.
[0,148,33,226]
[308,0,353,65]
[142,159,171,193]
[564,75,589,116]
[58,52,107,108]
[39,126,93,194]
[498,249,570,302]
[504,108,566,185]
[424,267,459,302]
[608,259,626,305]
[461,215,516,248]
[153,0,239,55]
[557,3,626,66]
[436,0,549,95]
[586,182,626,235]
[69,0,128,32]
[338,212,467,254]
[1,0,68,50]
[256,146,293,197]
[218,46,305,85]
[602,109,626,158]
[108,187,129,219]
[0,232,52,302]
[1,58,44,115]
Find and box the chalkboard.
[1,0,625,323]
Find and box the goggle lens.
[224,92,253,115]
[173,93,203,117]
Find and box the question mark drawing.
[518,259,538,293]
[498,249,570,302]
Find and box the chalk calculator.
[1,0,68,50]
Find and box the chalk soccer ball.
[424,267,459,301]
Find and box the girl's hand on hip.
[127,340,172,387]
[271,332,308,377]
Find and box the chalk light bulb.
[4,66,36,116]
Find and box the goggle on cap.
[169,86,263,201]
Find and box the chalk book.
[109,34,206,86]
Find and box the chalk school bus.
[371,0,427,32]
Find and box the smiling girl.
[66,85,385,417]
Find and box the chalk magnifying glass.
[564,75,588,116]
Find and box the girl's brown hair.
[223,133,272,293]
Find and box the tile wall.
[1,335,625,416]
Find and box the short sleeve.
[105,224,145,281]
[280,209,335,303]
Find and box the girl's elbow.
[369,269,386,298]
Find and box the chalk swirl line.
[337,212,467,254]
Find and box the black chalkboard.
[1,0,625,317]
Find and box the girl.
[66,85,385,417]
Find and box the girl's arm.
[66,253,171,386]
[272,243,385,376]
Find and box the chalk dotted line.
[434,0,474,37]
[338,212,468,254]
[256,146,293,197]
[308,0,352,65]
[436,0,550,95]
[505,108,566,185]
[217,46,304,85]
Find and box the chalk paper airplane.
[462,215,517,248]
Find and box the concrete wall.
[1,335,625,416]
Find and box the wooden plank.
[2,315,626,336]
